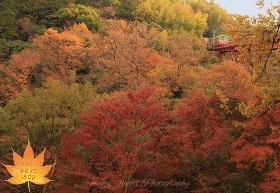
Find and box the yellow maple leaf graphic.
[3,141,54,192]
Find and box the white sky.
[214,0,278,16]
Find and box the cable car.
[207,35,230,51]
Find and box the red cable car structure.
[204,29,240,61]
[205,28,280,64]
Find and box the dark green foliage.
[76,0,115,7]
[116,0,140,20]
[0,39,29,61]
[0,9,19,40]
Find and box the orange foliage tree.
[0,23,100,104]
[93,20,160,93]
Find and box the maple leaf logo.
[2,141,54,192]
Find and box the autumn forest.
[1,0,280,192]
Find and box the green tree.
[0,78,101,193]
[76,0,117,7]
[0,39,29,61]
[185,0,234,37]
[0,79,99,157]
[116,0,140,20]
[55,4,101,32]
[0,9,19,40]
[36,0,74,27]
[134,0,208,36]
